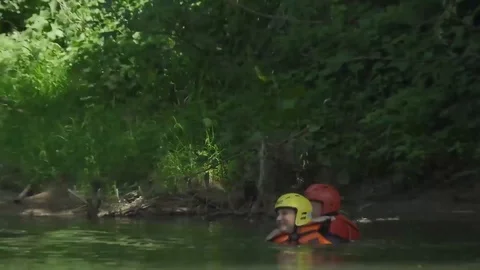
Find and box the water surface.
[0,216,478,269]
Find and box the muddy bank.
[1,185,480,222]
[100,186,480,222]
[0,185,274,220]
[0,186,86,217]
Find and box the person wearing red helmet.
[304,184,360,241]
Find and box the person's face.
[310,201,323,218]
[276,208,296,233]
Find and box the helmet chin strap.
[289,231,300,243]
[323,211,339,216]
[312,216,336,223]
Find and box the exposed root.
[13,184,32,204]
[0,175,277,220]
[98,188,275,220]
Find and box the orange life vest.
[271,223,332,245]
[321,214,360,241]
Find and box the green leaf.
[28,14,49,31]
[393,61,409,72]
[308,125,321,133]
[280,99,296,110]
[47,23,64,40]
[423,51,433,60]
[254,66,269,82]
[202,117,213,127]
[248,131,263,142]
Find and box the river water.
[0,216,478,269]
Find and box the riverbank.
[0,185,275,220]
[1,183,480,222]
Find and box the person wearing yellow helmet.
[266,193,332,245]
[273,193,312,233]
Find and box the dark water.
[0,216,479,269]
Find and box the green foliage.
[0,0,479,192]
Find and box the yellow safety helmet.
[274,193,312,226]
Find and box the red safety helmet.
[304,184,341,215]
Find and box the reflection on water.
[0,217,479,269]
[277,247,344,270]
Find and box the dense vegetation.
[0,0,479,197]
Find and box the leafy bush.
[0,0,479,193]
